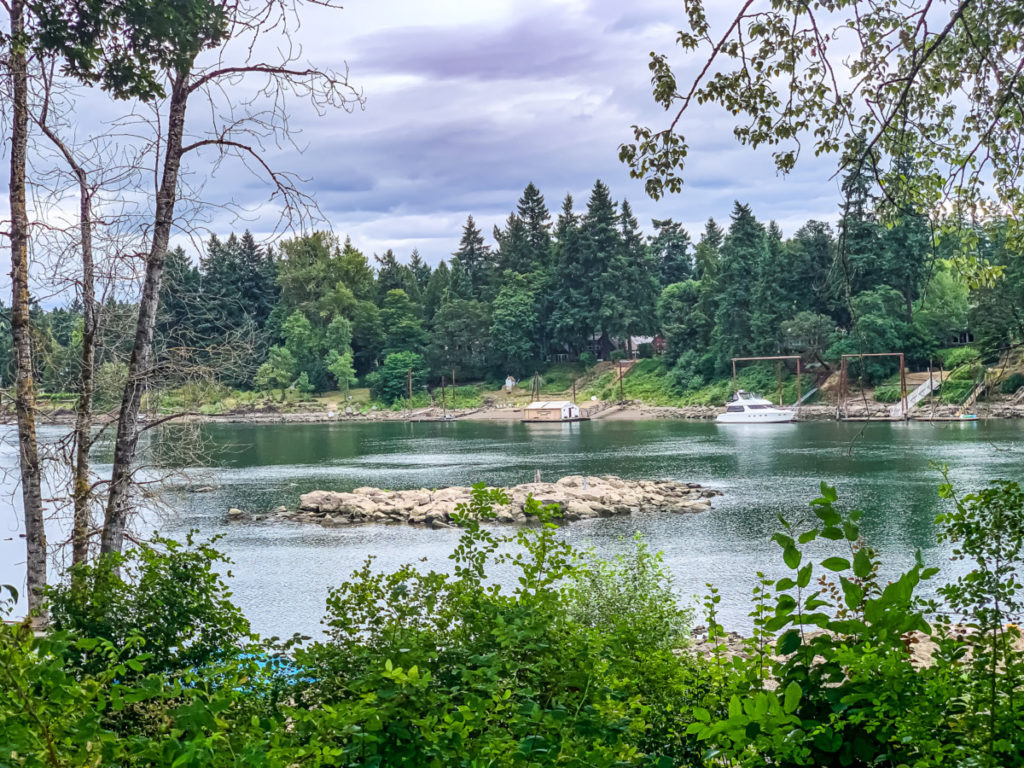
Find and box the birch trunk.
[35,121,98,567]
[8,0,48,620]
[100,72,189,555]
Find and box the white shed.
[522,401,582,421]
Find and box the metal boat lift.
[837,353,908,421]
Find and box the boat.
[716,390,797,423]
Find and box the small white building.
[522,400,582,421]
[504,375,516,392]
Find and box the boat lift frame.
[730,356,802,411]
[837,352,908,421]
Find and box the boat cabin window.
[726,405,745,413]
[747,404,770,410]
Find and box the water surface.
[2,419,1021,636]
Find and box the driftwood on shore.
[256,475,721,528]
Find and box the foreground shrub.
[689,479,1024,768]
[291,488,712,767]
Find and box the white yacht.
[716,390,797,423]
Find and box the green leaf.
[840,577,864,610]
[783,681,802,713]
[820,482,838,502]
[821,557,851,572]
[796,563,812,588]
[777,629,801,655]
[798,529,818,544]
[783,546,802,569]
[853,549,872,579]
[728,695,742,719]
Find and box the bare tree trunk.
[100,73,189,556]
[72,191,96,567]
[35,116,97,567]
[8,0,47,620]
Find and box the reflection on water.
[2,419,1022,636]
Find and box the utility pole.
[618,361,624,402]
[452,368,456,409]
[407,368,413,403]
[441,375,447,418]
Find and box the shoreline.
[6,401,1024,427]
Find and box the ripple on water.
[2,420,1022,636]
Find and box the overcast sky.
[268,0,845,264]
[6,0,849,276]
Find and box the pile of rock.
[282,474,720,529]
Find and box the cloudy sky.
[5,0,850,275]
[182,0,845,264]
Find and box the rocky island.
[277,475,721,528]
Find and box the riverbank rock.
[287,475,721,528]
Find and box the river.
[2,419,1022,637]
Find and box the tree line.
[6,170,1023,406]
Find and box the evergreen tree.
[517,182,553,270]
[693,218,724,354]
[494,213,532,275]
[694,217,723,282]
[236,230,278,331]
[446,258,474,302]
[375,249,412,298]
[408,249,432,292]
[658,280,709,364]
[338,237,376,302]
[423,260,451,321]
[156,246,203,350]
[711,202,768,369]
[580,180,623,355]
[749,221,791,352]
[617,199,659,344]
[349,301,385,375]
[452,215,494,300]
[835,142,884,304]
[548,194,588,352]
[786,220,836,316]
[649,218,693,285]
[971,219,1024,352]
[881,155,932,322]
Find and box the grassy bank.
[582,359,816,407]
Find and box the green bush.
[637,342,655,358]
[609,349,626,362]
[1000,371,1024,394]
[873,384,904,403]
[938,346,980,369]
[689,480,1024,768]
[293,488,714,767]
[9,480,1024,767]
[939,378,975,403]
[578,350,596,367]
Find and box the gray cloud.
[5,0,846,289]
